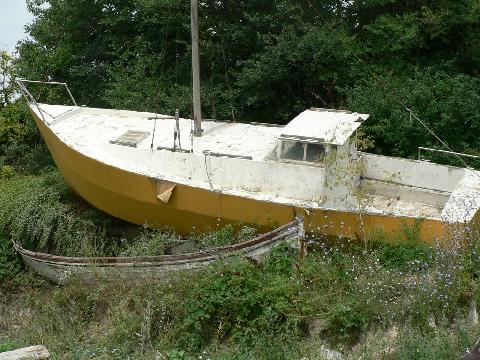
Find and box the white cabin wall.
[362,153,465,192]
[103,145,327,202]
[323,141,362,208]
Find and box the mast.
[191,0,202,136]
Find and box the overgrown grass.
[2,165,480,358]
[0,170,259,284]
[1,238,480,359]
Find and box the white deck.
[33,104,480,223]
[40,105,281,160]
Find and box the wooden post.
[296,215,306,260]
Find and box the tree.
[0,51,16,108]
[0,51,38,147]
[12,0,480,159]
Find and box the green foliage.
[0,101,37,145]
[0,172,116,258]
[0,96,49,174]
[120,227,179,257]
[0,230,22,282]
[193,224,236,249]
[327,301,369,342]
[0,165,15,179]
[0,143,53,174]
[3,235,480,358]
[0,51,16,108]
[372,238,434,270]
[0,52,42,160]
[180,246,300,351]
[348,69,480,158]
[369,223,435,270]
[393,326,473,360]
[166,349,187,360]
[0,341,17,352]
[194,224,257,250]
[12,0,480,160]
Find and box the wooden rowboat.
[15,218,304,284]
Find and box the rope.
[203,152,214,190]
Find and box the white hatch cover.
[110,130,150,148]
[280,108,370,146]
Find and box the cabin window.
[280,140,305,161]
[279,140,327,164]
[305,143,326,162]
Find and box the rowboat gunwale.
[14,218,303,266]
[14,218,304,284]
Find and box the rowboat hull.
[31,109,448,242]
[15,219,302,284]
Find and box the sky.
[0,0,34,54]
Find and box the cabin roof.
[281,108,370,146]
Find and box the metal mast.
[191,0,202,136]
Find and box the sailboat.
[18,0,480,242]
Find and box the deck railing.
[16,79,78,123]
[418,147,480,169]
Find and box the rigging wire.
[174,0,181,87]
[300,0,477,172]
[221,42,236,122]
[150,111,158,150]
[150,91,162,151]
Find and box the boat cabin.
[270,108,369,167]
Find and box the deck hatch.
[110,130,150,147]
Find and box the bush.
[0,143,53,174]
[327,301,369,342]
[2,234,480,359]
[120,227,179,256]
[0,230,22,282]
[0,165,15,179]
[0,341,17,352]
[0,101,39,146]
[180,245,301,351]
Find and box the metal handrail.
[16,79,46,123]
[17,79,77,106]
[203,150,253,160]
[15,79,78,124]
[418,147,480,162]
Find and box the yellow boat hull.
[32,110,448,242]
